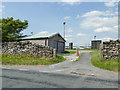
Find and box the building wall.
[24,40,46,46]
[48,34,65,53]
[58,42,65,52]
[48,39,57,50]
[50,34,65,42]
[48,39,65,53]
[22,34,65,53]
[23,39,65,53]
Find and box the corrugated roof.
[20,33,59,40]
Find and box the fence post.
[97,43,99,50]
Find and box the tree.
[1,17,28,42]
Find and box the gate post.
[53,49,57,58]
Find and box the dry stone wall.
[100,40,120,59]
[2,41,56,57]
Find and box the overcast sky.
[1,1,119,46]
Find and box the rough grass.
[1,54,66,65]
[90,50,119,72]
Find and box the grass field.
[90,50,119,72]
[65,49,97,51]
[2,54,66,65]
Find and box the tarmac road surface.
[2,68,118,88]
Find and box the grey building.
[91,40,102,49]
[20,33,66,53]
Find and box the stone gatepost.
[53,49,57,58]
[100,43,103,59]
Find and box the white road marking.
[1,66,12,69]
[53,68,70,72]
[39,69,68,72]
[54,70,63,72]
[19,69,29,71]
[39,70,50,72]
[4,67,11,69]
[1,66,6,68]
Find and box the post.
[53,49,57,58]
[69,42,73,49]
[100,43,103,59]
[97,43,99,50]
[94,35,96,40]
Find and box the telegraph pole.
[94,35,96,40]
[63,22,66,39]
[31,32,33,35]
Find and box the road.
[1,50,119,88]
[2,68,118,88]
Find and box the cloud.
[104,1,116,7]
[77,33,86,37]
[80,8,118,39]
[94,25,118,33]
[82,10,117,17]
[94,27,113,33]
[67,27,73,33]
[60,0,81,5]
[0,4,5,16]
[65,34,73,42]
[113,25,118,33]
[37,31,49,35]
[66,34,72,38]
[82,11,103,17]
[98,37,115,41]
[80,16,117,29]
[65,28,73,42]
[76,14,81,19]
[64,16,71,20]
[104,10,117,16]
[80,14,118,33]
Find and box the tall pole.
[94,35,96,40]
[63,22,66,39]
[31,32,33,35]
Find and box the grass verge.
[75,53,84,61]
[62,50,76,56]
[1,54,66,65]
[90,50,119,72]
[75,55,81,61]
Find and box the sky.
[1,1,119,46]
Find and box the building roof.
[92,39,102,41]
[20,33,66,42]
